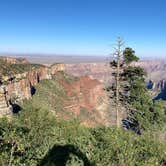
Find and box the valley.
[1,1,166,165]
[0,55,166,165]
[66,60,166,83]
[0,56,111,126]
[66,60,166,102]
[1,55,166,123]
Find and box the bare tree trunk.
[116,37,122,128]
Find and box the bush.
[0,58,42,76]
[0,106,165,166]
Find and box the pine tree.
[110,38,139,128]
[110,38,166,132]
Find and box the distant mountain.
[0,53,108,64]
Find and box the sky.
[0,0,166,57]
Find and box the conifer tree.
[110,38,166,132]
[110,37,139,128]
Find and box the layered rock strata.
[0,63,65,115]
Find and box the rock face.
[6,67,50,100]
[147,80,155,90]
[157,79,166,91]
[0,62,65,115]
[66,60,166,84]
[148,79,166,101]
[50,63,66,75]
[147,79,166,92]
[57,75,111,126]
[66,63,112,84]
[0,57,110,126]
[63,76,106,112]
[0,86,12,117]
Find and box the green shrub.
[0,58,42,76]
[0,106,165,166]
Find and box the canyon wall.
[66,60,166,84]
[147,79,166,101]
[66,63,112,84]
[0,86,12,117]
[147,79,166,91]
[0,63,65,116]
[0,59,108,126]
[61,76,110,126]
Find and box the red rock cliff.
[6,66,51,100]
[58,76,110,126]
[0,63,65,115]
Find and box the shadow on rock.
[11,103,22,113]
[153,90,166,101]
[9,100,22,113]
[30,85,36,96]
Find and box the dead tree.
[110,37,124,128]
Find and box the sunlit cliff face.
[0,57,66,116]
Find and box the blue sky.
[0,0,166,57]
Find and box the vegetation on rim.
[0,58,43,76]
[0,39,166,165]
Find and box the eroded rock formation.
[66,60,166,84]
[0,61,65,115]
[66,63,112,84]
[47,75,111,126]
[0,86,12,117]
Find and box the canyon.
[66,60,166,84]
[1,56,166,126]
[66,60,166,101]
[0,57,65,116]
[0,57,110,126]
[61,75,110,126]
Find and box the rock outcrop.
[0,62,65,115]
[50,63,66,75]
[0,86,12,117]
[148,79,166,101]
[62,76,108,114]
[37,74,111,127]
[147,79,166,92]
[66,63,112,84]
[0,57,110,126]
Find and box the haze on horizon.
[0,0,166,58]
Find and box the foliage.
[53,71,79,83]
[123,66,166,132]
[110,46,166,132]
[92,127,166,166]
[122,66,146,82]
[0,108,166,165]
[26,77,66,114]
[0,48,166,165]
[24,73,99,124]
[123,47,139,64]
[0,58,42,76]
